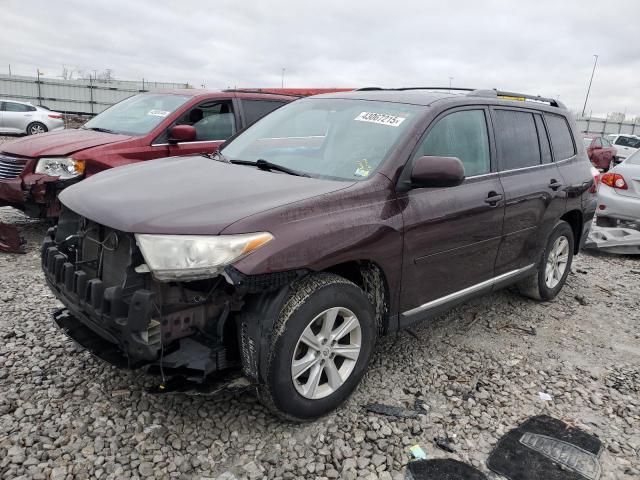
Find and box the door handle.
[485,192,503,206]
[549,179,563,190]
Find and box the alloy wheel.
[545,236,569,289]
[30,124,45,134]
[291,306,362,400]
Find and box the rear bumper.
[597,185,640,222]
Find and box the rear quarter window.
[545,114,576,161]
[493,109,541,170]
[242,100,287,126]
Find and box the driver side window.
[167,101,236,143]
[414,109,490,177]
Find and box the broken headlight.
[35,157,85,179]
[135,232,273,282]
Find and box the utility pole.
[581,54,598,117]
[36,69,42,106]
[281,68,285,88]
[8,64,11,76]
[448,76,453,93]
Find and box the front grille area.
[0,153,29,179]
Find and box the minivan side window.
[415,109,490,177]
[534,114,552,164]
[493,109,540,170]
[545,114,576,161]
[242,100,286,126]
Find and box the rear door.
[399,107,505,322]
[492,108,566,275]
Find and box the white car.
[605,134,640,163]
[0,100,65,135]
[596,150,640,227]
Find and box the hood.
[0,129,132,157]
[59,156,351,234]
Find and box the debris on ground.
[434,436,456,453]
[364,402,421,418]
[406,459,487,480]
[409,444,428,460]
[585,225,640,255]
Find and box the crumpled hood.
[0,129,131,157]
[59,156,351,234]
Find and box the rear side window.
[415,109,490,176]
[545,114,576,160]
[493,110,540,170]
[534,114,552,164]
[4,102,32,112]
[242,100,286,126]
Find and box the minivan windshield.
[221,98,424,181]
[82,93,191,136]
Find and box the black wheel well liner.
[560,209,583,253]
[323,260,390,334]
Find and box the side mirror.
[169,125,196,143]
[411,156,465,188]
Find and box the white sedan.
[0,99,65,135]
[605,134,640,164]
[596,149,640,227]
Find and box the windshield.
[221,98,424,181]
[614,136,640,148]
[83,93,191,136]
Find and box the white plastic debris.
[585,225,640,255]
[538,392,553,402]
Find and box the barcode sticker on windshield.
[354,112,406,127]
[148,110,170,117]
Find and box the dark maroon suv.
[42,88,596,420]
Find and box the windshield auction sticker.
[354,112,406,127]
[148,110,171,117]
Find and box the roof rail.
[222,88,303,98]
[468,89,566,108]
[356,86,475,92]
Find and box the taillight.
[589,173,600,193]
[48,114,62,119]
[600,172,628,190]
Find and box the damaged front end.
[42,208,275,384]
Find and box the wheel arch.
[322,260,391,335]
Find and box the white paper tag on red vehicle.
[354,112,406,127]
[148,110,170,117]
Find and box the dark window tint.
[493,110,540,170]
[534,114,552,164]
[4,102,32,112]
[613,136,640,148]
[545,114,576,160]
[416,109,490,176]
[242,100,286,126]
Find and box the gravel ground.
[1,139,639,479]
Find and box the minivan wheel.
[517,221,574,301]
[27,122,47,135]
[257,273,376,421]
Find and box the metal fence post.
[89,76,94,115]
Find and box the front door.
[491,108,567,275]
[398,107,504,324]
[166,99,238,157]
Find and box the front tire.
[517,221,574,301]
[27,122,47,135]
[257,273,376,421]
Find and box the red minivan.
[0,89,338,220]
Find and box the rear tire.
[257,273,376,421]
[517,221,574,301]
[27,122,47,135]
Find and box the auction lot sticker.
[355,112,406,127]
[148,110,171,117]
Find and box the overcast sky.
[2,0,639,118]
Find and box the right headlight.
[135,232,273,282]
[35,157,85,179]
